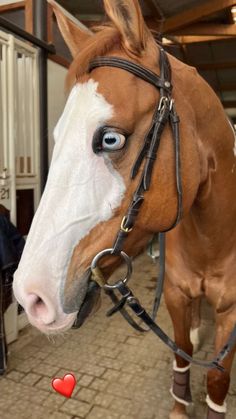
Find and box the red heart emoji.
[52,373,76,398]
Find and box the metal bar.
[0,15,55,53]
[33,0,47,41]
[33,0,49,192]
[8,35,17,224]
[33,51,41,207]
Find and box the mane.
[66,24,122,90]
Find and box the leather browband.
[89,56,172,93]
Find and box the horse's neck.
[185,113,236,257]
[165,58,236,263]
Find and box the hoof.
[169,405,189,419]
[169,412,189,419]
[190,327,200,353]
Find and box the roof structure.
[57,0,236,122]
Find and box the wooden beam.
[163,0,236,32]
[171,23,236,37]
[198,61,236,70]
[0,1,25,13]
[25,0,33,33]
[171,35,231,44]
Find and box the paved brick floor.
[0,253,236,419]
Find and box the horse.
[13,1,236,418]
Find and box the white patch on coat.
[13,80,126,321]
[190,327,200,353]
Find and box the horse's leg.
[190,296,201,353]
[165,280,193,419]
[206,313,236,419]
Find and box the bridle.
[75,47,236,371]
[90,49,182,240]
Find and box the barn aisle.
[1,253,236,419]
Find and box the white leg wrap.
[169,387,191,406]
[170,361,192,406]
[206,395,227,414]
[173,360,191,373]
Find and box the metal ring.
[91,248,133,290]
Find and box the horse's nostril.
[35,296,44,307]
[34,295,42,305]
[26,293,56,325]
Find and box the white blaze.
[13,80,126,316]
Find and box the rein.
[88,48,236,372]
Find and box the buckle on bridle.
[158,96,169,112]
[120,216,133,233]
[91,249,133,290]
[158,96,174,113]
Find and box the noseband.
[79,48,236,371]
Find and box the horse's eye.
[92,127,128,154]
[102,132,126,151]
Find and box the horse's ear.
[48,0,92,57]
[103,0,150,55]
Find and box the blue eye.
[102,132,126,151]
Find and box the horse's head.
[13,0,200,334]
